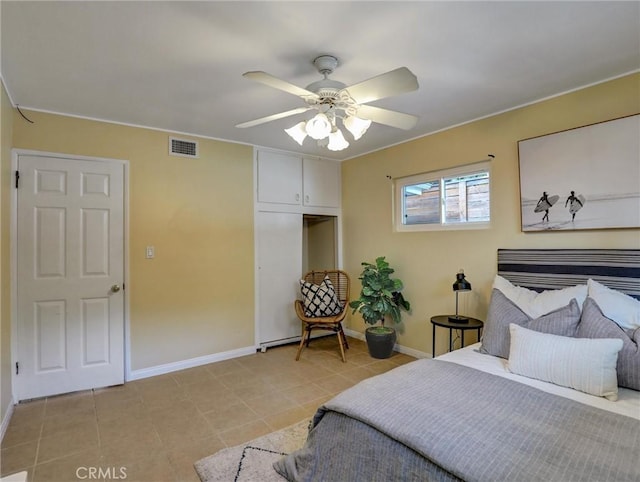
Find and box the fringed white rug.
[194,420,310,482]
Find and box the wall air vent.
[169,137,199,158]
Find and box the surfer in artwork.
[536,191,551,222]
[565,190,584,221]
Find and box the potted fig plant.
[349,256,411,359]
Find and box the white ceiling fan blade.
[243,71,319,99]
[356,105,418,130]
[236,107,312,128]
[345,67,418,104]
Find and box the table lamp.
[449,270,471,323]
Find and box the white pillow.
[587,279,640,330]
[507,324,623,401]
[493,275,587,318]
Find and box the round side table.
[430,315,484,357]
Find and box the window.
[394,161,491,231]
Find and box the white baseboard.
[343,328,365,342]
[394,343,431,359]
[344,328,431,359]
[127,345,257,381]
[0,399,15,444]
[127,330,432,383]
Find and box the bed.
[274,249,640,481]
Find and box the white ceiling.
[2,1,639,161]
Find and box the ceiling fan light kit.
[327,128,349,151]
[237,54,419,152]
[305,113,333,140]
[343,115,372,141]
[284,121,308,146]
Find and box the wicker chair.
[295,270,350,362]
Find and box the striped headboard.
[497,249,640,300]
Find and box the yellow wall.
[305,217,337,272]
[342,73,640,356]
[1,80,15,420]
[11,112,255,371]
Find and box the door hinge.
[15,170,20,189]
[15,362,19,375]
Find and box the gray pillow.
[577,297,640,391]
[480,288,581,358]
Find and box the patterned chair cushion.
[300,276,343,317]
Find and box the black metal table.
[431,315,484,357]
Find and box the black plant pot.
[365,327,397,359]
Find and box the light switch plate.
[146,246,155,259]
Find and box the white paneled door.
[16,153,125,400]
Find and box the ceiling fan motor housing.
[305,80,346,98]
[304,55,358,116]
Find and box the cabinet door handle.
[305,195,310,203]
[295,193,300,201]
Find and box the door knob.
[111,284,121,293]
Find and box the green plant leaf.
[350,257,412,327]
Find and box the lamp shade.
[452,270,471,292]
[284,121,308,145]
[343,115,371,140]
[327,128,349,151]
[305,113,332,140]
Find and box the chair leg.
[296,327,309,361]
[337,330,347,363]
[339,324,349,350]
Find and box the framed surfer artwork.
[518,114,640,232]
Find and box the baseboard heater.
[258,332,335,353]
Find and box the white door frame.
[10,149,131,400]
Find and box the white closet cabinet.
[302,157,341,208]
[256,151,302,205]
[256,150,340,209]
[256,211,302,346]
[255,148,342,350]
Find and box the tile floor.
[1,336,415,482]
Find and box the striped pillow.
[507,324,623,401]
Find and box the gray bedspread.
[274,359,640,481]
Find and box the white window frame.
[393,160,491,232]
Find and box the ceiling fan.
[236,55,419,151]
